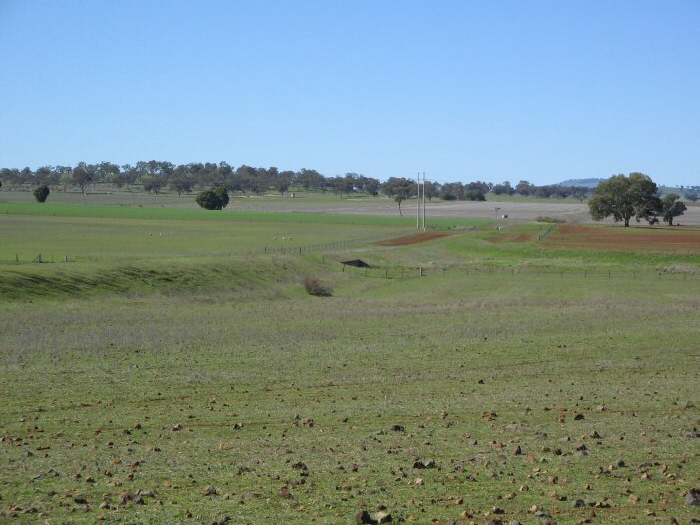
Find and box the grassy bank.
[1,205,698,523]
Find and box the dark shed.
[341,259,371,268]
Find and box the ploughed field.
[543,225,700,255]
[1,201,698,524]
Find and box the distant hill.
[557,178,606,188]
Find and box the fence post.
[16,254,19,262]
[65,255,68,263]
[633,270,636,279]
[385,269,388,279]
[608,270,611,278]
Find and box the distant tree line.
[0,161,596,200]
[677,185,699,202]
[2,161,694,204]
[0,162,382,197]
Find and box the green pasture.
[0,199,493,229]
[1,203,699,524]
[0,213,412,263]
[0,190,382,211]
[0,199,402,224]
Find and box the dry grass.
[303,275,333,296]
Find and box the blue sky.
[1,1,698,186]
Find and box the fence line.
[1,253,73,265]
[261,229,416,255]
[538,225,556,241]
[335,262,700,282]
[1,230,422,265]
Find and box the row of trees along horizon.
[0,161,652,202]
[0,164,691,226]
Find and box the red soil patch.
[543,224,700,254]
[377,232,450,246]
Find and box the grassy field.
[4,189,700,225]
[1,200,698,524]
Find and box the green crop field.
[1,200,698,524]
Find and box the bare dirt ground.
[544,224,700,254]
[229,196,700,226]
[376,231,450,246]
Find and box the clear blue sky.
[1,1,698,186]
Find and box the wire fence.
[261,229,416,255]
[537,225,556,241]
[336,262,700,282]
[1,253,73,265]
[0,229,420,265]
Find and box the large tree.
[332,175,355,196]
[72,162,95,195]
[492,181,514,195]
[588,173,660,227]
[359,176,380,196]
[423,181,439,201]
[169,174,194,195]
[382,177,414,216]
[516,180,534,196]
[661,193,687,226]
[274,170,295,195]
[294,168,325,191]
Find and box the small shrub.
[33,185,50,203]
[536,216,565,223]
[304,276,332,297]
